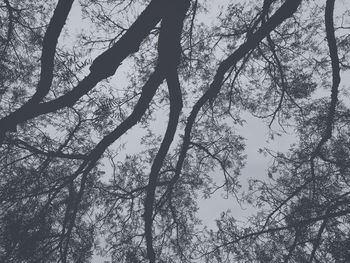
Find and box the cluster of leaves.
[0,0,350,262]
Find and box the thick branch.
[0,0,74,133]
[144,72,183,263]
[312,0,340,156]
[0,0,165,140]
[58,66,165,262]
[144,1,189,261]
[1,0,15,56]
[169,0,302,195]
[310,0,340,193]
[33,0,75,103]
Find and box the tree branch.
[0,0,74,134]
[144,0,189,261]
[310,0,340,194]
[168,0,302,199]
[0,0,166,142]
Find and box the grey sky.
[57,0,350,262]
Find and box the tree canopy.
[0,0,350,262]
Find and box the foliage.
[0,0,350,262]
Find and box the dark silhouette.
[0,0,349,262]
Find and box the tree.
[0,0,349,262]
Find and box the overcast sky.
[60,0,350,262]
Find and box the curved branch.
[2,0,15,56]
[312,0,340,156]
[143,0,189,261]
[33,0,75,103]
[58,65,165,262]
[144,72,183,263]
[310,0,341,193]
[0,0,166,142]
[169,0,302,197]
[0,0,74,134]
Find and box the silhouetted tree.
[0,0,349,262]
